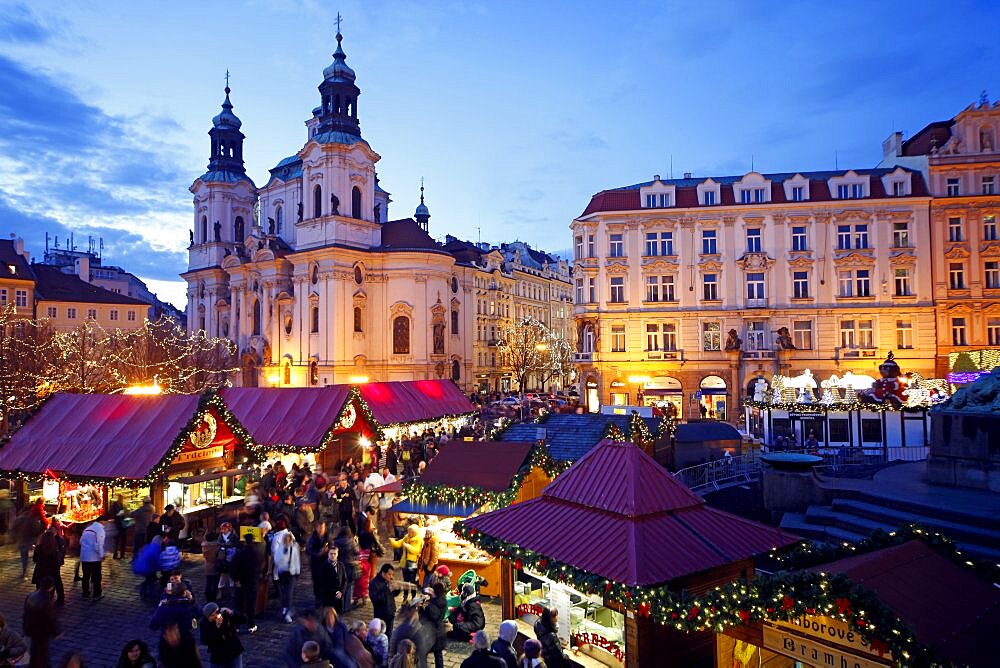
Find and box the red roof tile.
[463,440,797,586]
[419,441,534,492]
[223,386,351,448]
[360,380,474,426]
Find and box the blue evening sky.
[0,1,996,308]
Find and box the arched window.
[310,306,320,333]
[393,316,410,354]
[351,186,362,219]
[347,98,353,116]
[334,94,340,114]
[311,264,319,285]
[451,360,461,382]
[200,216,207,243]
[353,306,363,333]
[313,184,323,218]
[252,299,261,336]
[234,216,244,242]
[275,206,283,235]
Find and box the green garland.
[657,414,677,439]
[453,521,937,665]
[743,399,926,414]
[488,416,513,440]
[626,411,654,445]
[0,391,260,488]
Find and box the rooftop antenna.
[45,232,49,253]
[70,232,75,251]
[670,154,673,179]
[751,154,755,172]
[835,150,839,170]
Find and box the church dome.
[323,34,356,83]
[212,87,242,130]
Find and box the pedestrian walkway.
[0,543,498,667]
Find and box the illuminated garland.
[603,423,625,440]
[657,414,677,439]
[0,391,260,489]
[453,522,934,665]
[489,416,513,440]
[626,411,654,446]
[742,399,927,414]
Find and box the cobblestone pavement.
[0,543,498,668]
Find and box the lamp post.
[628,375,650,406]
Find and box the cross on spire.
[335,12,343,36]
[225,69,230,93]
[420,176,425,203]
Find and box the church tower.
[316,22,362,139]
[414,180,430,232]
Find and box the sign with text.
[173,445,224,465]
[773,615,893,662]
[763,624,892,668]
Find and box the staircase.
[780,468,1000,561]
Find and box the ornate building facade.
[181,30,475,388]
[884,97,1000,377]
[571,168,935,421]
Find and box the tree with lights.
[0,305,57,433]
[496,317,572,402]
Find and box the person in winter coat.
[300,640,332,667]
[333,526,360,613]
[389,525,422,599]
[283,610,334,668]
[388,604,427,668]
[234,534,264,633]
[215,521,239,597]
[460,631,506,668]
[416,530,438,590]
[305,520,331,607]
[319,607,360,668]
[134,536,162,601]
[369,564,403,637]
[11,509,43,579]
[348,619,376,668]
[199,602,246,668]
[517,639,545,668]
[158,537,182,589]
[420,583,448,668]
[128,497,154,559]
[355,515,383,606]
[532,608,566,668]
[316,546,346,612]
[149,582,200,640]
[334,476,357,535]
[201,532,220,603]
[447,584,486,642]
[110,494,129,559]
[0,613,27,666]
[159,505,185,542]
[271,528,301,623]
[115,639,155,668]
[79,518,106,600]
[491,621,518,668]
[157,622,202,668]
[23,577,60,668]
[388,639,416,668]
[31,522,66,605]
[366,619,389,668]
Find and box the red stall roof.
[463,439,797,586]
[418,442,535,492]
[223,386,352,449]
[359,380,474,426]
[0,394,234,481]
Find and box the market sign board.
[174,445,224,465]
[763,621,892,668]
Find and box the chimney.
[10,234,28,262]
[75,256,90,283]
[653,174,660,181]
[882,131,903,160]
[683,172,692,179]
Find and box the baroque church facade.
[182,29,474,388]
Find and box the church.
[182,27,474,389]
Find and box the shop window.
[829,419,850,442]
[861,418,883,443]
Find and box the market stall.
[457,439,796,668]
[358,379,476,442]
[0,392,256,545]
[393,441,560,598]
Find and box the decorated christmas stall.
[743,353,948,452]
[356,379,477,442]
[224,385,381,472]
[0,392,255,541]
[456,439,797,668]
[395,441,563,597]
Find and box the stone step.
[836,486,1000,531]
[779,511,866,545]
[805,505,899,537]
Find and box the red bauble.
[637,602,651,618]
[671,612,679,620]
[514,559,523,571]
[538,559,548,569]
[604,582,613,592]
[856,618,867,628]
[835,597,852,616]
[781,595,795,611]
[805,607,815,615]
[766,607,775,614]
[737,610,750,624]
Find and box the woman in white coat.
[271,528,301,623]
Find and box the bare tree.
[496,316,574,415]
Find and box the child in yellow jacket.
[389,524,423,600]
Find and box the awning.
[173,468,245,484]
[418,442,534,492]
[223,386,353,449]
[392,499,479,517]
[371,478,405,493]
[360,380,474,426]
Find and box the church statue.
[775,326,796,350]
[331,193,340,215]
[267,217,276,235]
[297,201,303,222]
[213,220,221,242]
[189,229,193,243]
[433,323,445,355]
[724,328,742,351]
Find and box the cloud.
[0,50,192,287]
[0,4,53,45]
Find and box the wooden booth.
[393,441,555,598]
[0,392,256,544]
[459,439,796,668]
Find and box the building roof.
[196,170,256,187]
[32,264,149,306]
[359,380,475,426]
[498,413,658,461]
[379,218,441,251]
[418,441,535,492]
[0,238,33,281]
[674,421,742,443]
[463,440,797,586]
[901,120,955,157]
[0,394,240,481]
[811,540,1000,667]
[222,386,354,449]
[580,167,929,217]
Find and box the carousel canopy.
[223,386,352,449]
[359,380,474,426]
[418,441,535,492]
[0,394,234,481]
[462,439,797,586]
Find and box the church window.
[313,184,323,218]
[353,306,363,333]
[352,186,362,219]
[346,97,353,116]
[354,264,363,284]
[200,216,207,243]
[311,264,319,285]
[252,300,261,336]
[311,306,320,333]
[451,309,459,335]
[275,206,283,234]
[393,316,410,354]
[451,360,461,382]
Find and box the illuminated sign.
[586,381,598,388]
[189,412,218,449]
[173,445,224,465]
[516,603,544,618]
[610,381,625,388]
[763,622,892,668]
[572,632,625,663]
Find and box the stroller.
[445,569,488,615]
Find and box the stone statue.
[724,328,742,351]
[433,323,445,355]
[267,217,275,235]
[213,220,221,242]
[775,326,796,350]
[297,201,303,222]
[189,229,194,243]
[331,193,340,215]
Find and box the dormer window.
[740,187,767,204]
[640,183,675,208]
[947,178,960,196]
[892,180,906,196]
[791,186,804,202]
[704,191,716,205]
[645,194,656,208]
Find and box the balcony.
[745,298,769,308]
[574,352,593,363]
[647,349,682,361]
[742,350,776,360]
[837,346,878,359]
